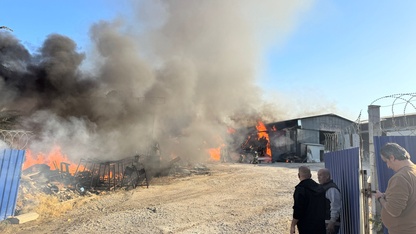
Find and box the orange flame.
[207,127,235,161]
[103,171,115,180]
[208,134,226,161]
[23,146,78,174]
[256,121,271,157]
[208,147,222,161]
[227,127,236,134]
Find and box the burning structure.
[0,1,328,172]
[242,114,359,163]
[0,1,349,197]
[1,1,349,223]
[0,2,284,165]
[218,113,359,164]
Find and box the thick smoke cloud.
[0,0,313,162]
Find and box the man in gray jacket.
[318,168,342,234]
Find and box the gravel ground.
[1,162,324,234]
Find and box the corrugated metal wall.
[324,147,360,234]
[297,129,319,144]
[374,136,416,234]
[0,149,26,221]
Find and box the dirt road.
[2,162,324,234]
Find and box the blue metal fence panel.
[374,136,416,234]
[0,149,26,221]
[324,147,360,234]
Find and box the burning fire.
[208,129,234,161]
[256,121,271,157]
[208,147,221,161]
[208,144,225,161]
[208,123,272,162]
[207,127,236,161]
[23,146,78,174]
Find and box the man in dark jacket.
[290,166,326,234]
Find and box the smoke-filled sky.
[1,0,416,162]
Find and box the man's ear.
[389,155,395,161]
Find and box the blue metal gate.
[324,147,360,234]
[0,149,26,221]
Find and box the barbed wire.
[0,129,34,150]
[333,93,416,156]
[370,93,416,136]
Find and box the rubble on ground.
[13,156,211,217]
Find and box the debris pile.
[14,154,211,216]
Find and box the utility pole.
[368,105,383,233]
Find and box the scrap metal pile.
[16,155,150,213]
[15,152,210,214]
[20,155,151,199]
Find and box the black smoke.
[0,0,316,162]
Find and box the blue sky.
[2,0,416,121]
[1,0,128,51]
[262,1,416,120]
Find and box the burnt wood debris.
[15,143,211,218]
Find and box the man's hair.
[380,143,410,161]
[299,166,311,178]
[318,168,331,178]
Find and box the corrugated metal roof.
[267,113,355,128]
[293,113,354,123]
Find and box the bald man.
[318,168,341,234]
[290,166,326,234]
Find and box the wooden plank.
[6,212,39,224]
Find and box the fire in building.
[226,113,360,163]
